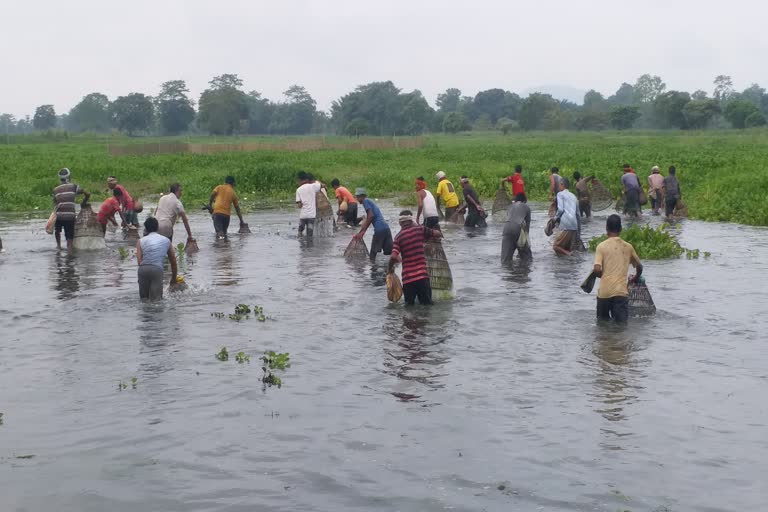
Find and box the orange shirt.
[335,186,357,204]
[212,184,239,216]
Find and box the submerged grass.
[2,130,767,225]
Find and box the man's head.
[460,176,470,188]
[306,173,315,182]
[58,168,71,183]
[398,210,414,228]
[225,176,235,186]
[355,187,367,202]
[559,177,570,191]
[297,171,308,183]
[651,165,660,174]
[573,171,582,181]
[622,164,631,173]
[514,164,522,173]
[144,216,159,234]
[514,193,527,203]
[170,182,182,197]
[436,170,446,181]
[415,177,426,191]
[331,178,340,188]
[668,166,676,175]
[107,176,118,189]
[606,214,622,235]
[113,188,123,198]
[550,167,559,175]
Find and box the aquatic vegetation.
[262,351,290,370]
[4,131,768,226]
[211,312,225,319]
[588,223,705,260]
[212,304,269,322]
[234,304,251,315]
[117,377,138,390]
[235,351,251,364]
[216,346,229,361]
[117,247,129,259]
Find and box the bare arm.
[354,209,373,239]
[593,264,603,277]
[387,254,401,273]
[81,190,91,206]
[208,191,217,211]
[136,240,143,265]
[416,191,424,223]
[233,201,244,223]
[180,211,193,240]
[167,245,178,284]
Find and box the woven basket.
[73,205,106,250]
[591,181,614,212]
[492,189,511,221]
[386,272,403,303]
[425,239,453,291]
[628,281,656,317]
[316,191,334,219]
[344,238,369,260]
[675,200,688,218]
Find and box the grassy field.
[1,130,767,225]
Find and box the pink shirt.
[648,174,664,191]
[114,185,135,210]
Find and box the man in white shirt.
[156,182,194,243]
[295,172,322,237]
[553,177,581,256]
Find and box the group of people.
[620,164,683,218]
[44,163,657,322]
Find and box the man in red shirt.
[387,210,443,305]
[107,176,139,227]
[501,164,526,200]
[97,189,126,234]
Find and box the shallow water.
[1,203,766,512]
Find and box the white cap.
[436,171,446,179]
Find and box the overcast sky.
[3,0,767,117]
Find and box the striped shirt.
[53,183,83,222]
[391,224,436,285]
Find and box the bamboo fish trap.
[73,206,106,250]
[425,239,453,293]
[315,191,334,237]
[628,281,656,317]
[492,189,511,222]
[591,181,614,212]
[343,237,369,261]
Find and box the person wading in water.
[388,210,443,305]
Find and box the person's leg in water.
[610,296,629,322]
[138,265,163,301]
[501,232,518,263]
[415,278,433,305]
[596,298,612,320]
[306,219,315,238]
[665,198,676,218]
[403,281,417,305]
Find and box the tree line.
[1,73,767,137]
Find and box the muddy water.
[0,204,766,512]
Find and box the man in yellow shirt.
[208,176,245,239]
[435,171,460,221]
[593,214,643,322]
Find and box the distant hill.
[522,85,588,105]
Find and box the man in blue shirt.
[553,178,581,256]
[353,188,392,263]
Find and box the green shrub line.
[1,130,767,226]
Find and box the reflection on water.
[51,252,80,300]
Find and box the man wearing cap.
[353,188,392,263]
[647,166,665,215]
[107,176,139,228]
[415,177,439,229]
[208,176,245,239]
[388,210,443,305]
[457,176,487,228]
[434,171,460,222]
[52,168,90,252]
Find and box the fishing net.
[675,200,689,218]
[591,181,614,212]
[124,226,140,241]
[628,281,656,317]
[425,239,453,292]
[185,239,200,254]
[448,210,465,224]
[344,237,369,260]
[315,191,334,237]
[73,206,106,250]
[238,222,252,234]
[386,272,403,303]
[614,193,625,213]
[544,217,556,237]
[492,189,511,222]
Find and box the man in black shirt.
[458,176,487,228]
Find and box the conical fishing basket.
[675,200,688,218]
[425,239,453,291]
[614,193,625,213]
[315,191,335,237]
[344,237,369,260]
[316,191,334,219]
[73,206,106,250]
[628,281,656,317]
[492,189,511,222]
[591,181,614,212]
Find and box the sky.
[3,0,767,118]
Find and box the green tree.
[497,117,519,134]
[653,91,691,129]
[398,90,433,134]
[331,81,402,135]
[472,89,521,124]
[67,92,111,132]
[245,91,274,134]
[518,93,559,130]
[344,117,369,136]
[607,83,635,106]
[436,88,462,112]
[110,93,155,135]
[157,80,195,134]
[33,104,57,130]
[724,99,759,128]
[633,74,666,103]
[280,85,317,134]
[691,90,708,100]
[682,99,720,129]
[198,74,249,135]
[574,110,609,131]
[745,111,767,127]
[583,90,607,111]
[609,105,641,130]
[0,113,16,134]
[713,75,734,103]
[442,112,470,133]
[740,83,766,110]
